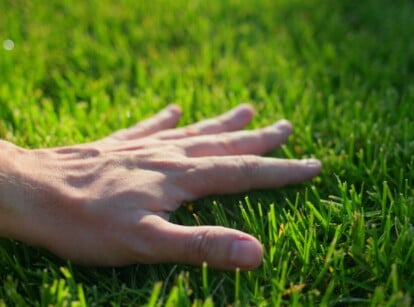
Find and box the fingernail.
[237,103,254,112]
[230,239,262,268]
[303,158,322,168]
[233,104,254,119]
[274,119,292,133]
[166,104,182,115]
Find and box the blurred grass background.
[1,0,414,305]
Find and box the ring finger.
[178,119,292,157]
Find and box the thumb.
[149,216,263,270]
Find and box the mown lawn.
[1,0,413,305]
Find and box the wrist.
[0,140,26,238]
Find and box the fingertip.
[238,102,255,112]
[165,104,182,116]
[234,103,255,119]
[230,236,264,270]
[301,158,322,178]
[302,158,322,169]
[274,119,293,134]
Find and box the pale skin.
[0,104,321,270]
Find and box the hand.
[0,104,321,270]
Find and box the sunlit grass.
[1,0,413,305]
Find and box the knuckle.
[236,156,259,186]
[217,134,236,154]
[109,129,127,141]
[236,155,253,175]
[187,229,214,262]
[129,218,160,263]
[218,115,232,130]
[154,144,184,156]
[142,155,192,172]
[183,126,199,137]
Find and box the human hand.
[0,104,321,270]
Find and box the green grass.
[1,0,414,305]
